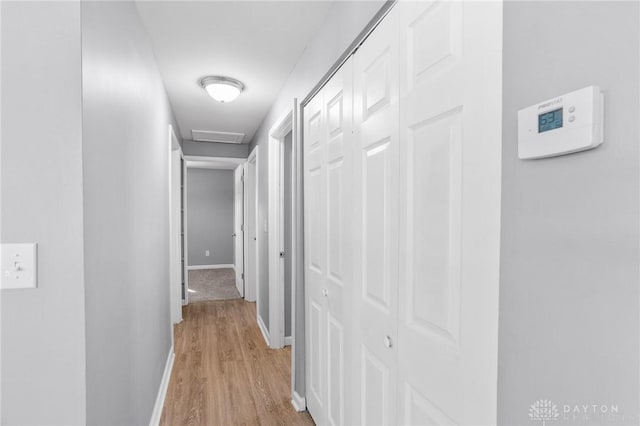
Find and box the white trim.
[234,165,245,297]
[242,162,248,299]
[169,125,183,328]
[290,98,302,402]
[183,159,189,305]
[245,147,259,303]
[257,313,271,347]
[291,391,306,412]
[183,155,245,164]
[149,347,175,426]
[187,264,234,270]
[268,108,294,350]
[285,336,293,346]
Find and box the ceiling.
[135,1,333,144]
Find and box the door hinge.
[241,174,244,182]
[241,224,244,232]
[241,273,244,279]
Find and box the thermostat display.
[538,108,563,133]
[518,86,604,159]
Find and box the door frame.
[168,125,183,329]
[182,157,189,305]
[267,103,297,351]
[234,163,245,297]
[245,147,259,303]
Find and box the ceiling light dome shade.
[200,76,244,103]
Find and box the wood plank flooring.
[160,299,314,426]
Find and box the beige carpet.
[188,268,240,302]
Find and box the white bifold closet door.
[304,1,502,424]
[394,1,502,424]
[351,6,400,426]
[304,58,354,426]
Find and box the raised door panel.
[309,299,325,409]
[352,7,399,426]
[398,1,502,424]
[405,110,462,345]
[362,139,392,312]
[361,347,392,426]
[327,313,345,425]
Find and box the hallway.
[160,300,313,426]
[3,1,640,425]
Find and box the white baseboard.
[257,314,270,347]
[285,336,293,346]
[291,391,306,412]
[149,347,175,426]
[187,264,234,270]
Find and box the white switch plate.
[1,243,38,289]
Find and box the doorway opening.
[264,103,305,411]
[182,155,246,304]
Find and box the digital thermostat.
[518,85,604,159]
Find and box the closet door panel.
[352,7,399,425]
[305,1,502,424]
[304,57,355,426]
[304,93,327,423]
[323,58,354,426]
[397,1,502,424]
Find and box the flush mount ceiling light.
[200,76,244,103]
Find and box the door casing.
[245,147,259,304]
[168,124,183,328]
[234,164,245,297]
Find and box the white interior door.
[246,151,258,303]
[396,2,502,424]
[352,8,400,425]
[304,56,354,426]
[304,1,502,424]
[234,165,245,297]
[322,59,354,426]
[304,89,327,424]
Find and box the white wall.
[183,140,249,158]
[81,2,177,424]
[187,168,235,266]
[1,2,87,424]
[499,1,640,423]
[249,0,386,399]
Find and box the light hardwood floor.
[160,299,315,426]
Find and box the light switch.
[1,243,37,289]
